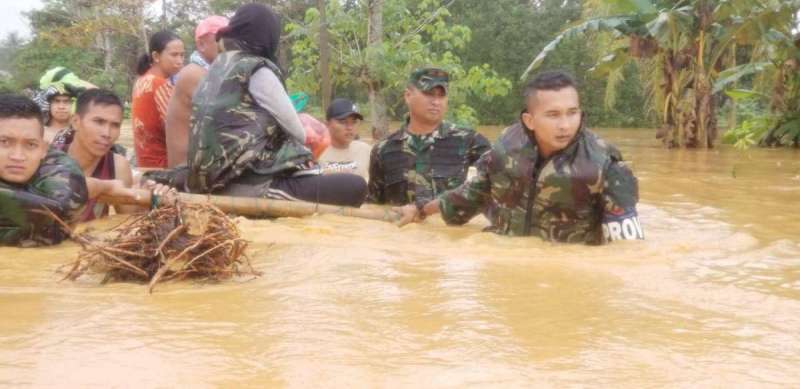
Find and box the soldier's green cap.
[408,67,449,94]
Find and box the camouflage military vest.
[378,123,473,205]
[187,51,311,193]
[0,149,87,246]
[487,123,617,244]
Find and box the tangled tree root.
[62,202,260,292]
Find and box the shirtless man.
[164,15,229,168]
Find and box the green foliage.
[721,87,800,149]
[0,33,24,72]
[522,15,633,80]
[448,0,652,127]
[527,0,800,147]
[3,0,153,101]
[761,114,800,147]
[285,0,511,128]
[0,77,15,94]
[713,62,773,94]
[721,98,773,149]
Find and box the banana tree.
[524,0,800,149]
[714,30,800,147]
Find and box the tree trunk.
[318,0,332,111]
[102,31,113,73]
[657,51,681,148]
[367,80,388,140]
[695,30,709,149]
[728,44,736,132]
[278,39,289,72]
[366,0,388,140]
[91,4,113,74]
[162,0,168,29]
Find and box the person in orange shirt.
[131,30,185,168]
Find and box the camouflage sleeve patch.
[601,160,643,241]
[439,149,493,225]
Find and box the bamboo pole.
[99,189,401,223]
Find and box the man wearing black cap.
[319,98,370,180]
[367,67,490,210]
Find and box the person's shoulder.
[581,128,624,162]
[138,73,159,83]
[150,74,170,88]
[35,148,84,181]
[375,128,405,149]
[440,121,476,136]
[496,122,530,151]
[249,57,281,77]
[176,65,206,85]
[350,140,372,152]
[42,147,75,165]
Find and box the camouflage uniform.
[0,148,88,246]
[367,121,490,206]
[175,50,311,193]
[439,122,642,245]
[367,67,490,207]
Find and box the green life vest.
[0,149,87,246]
[441,122,639,244]
[187,51,311,193]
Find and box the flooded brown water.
[2,128,800,387]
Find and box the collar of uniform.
[399,118,452,140]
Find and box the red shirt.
[132,72,173,168]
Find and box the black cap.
[326,98,364,121]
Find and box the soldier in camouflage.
[397,71,643,245]
[367,67,491,210]
[146,3,366,207]
[0,94,88,246]
[0,94,155,246]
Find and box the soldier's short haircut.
[523,71,578,106]
[75,89,123,117]
[0,93,44,132]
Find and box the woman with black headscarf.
[180,3,366,207]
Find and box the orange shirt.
[132,73,173,168]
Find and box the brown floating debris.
[62,202,260,292]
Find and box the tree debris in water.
[61,202,259,292]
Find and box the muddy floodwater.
[1,128,799,387]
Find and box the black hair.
[218,3,282,64]
[75,89,123,117]
[522,71,578,106]
[0,94,44,129]
[136,30,181,76]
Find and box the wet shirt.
[439,123,643,245]
[367,121,490,206]
[0,149,88,246]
